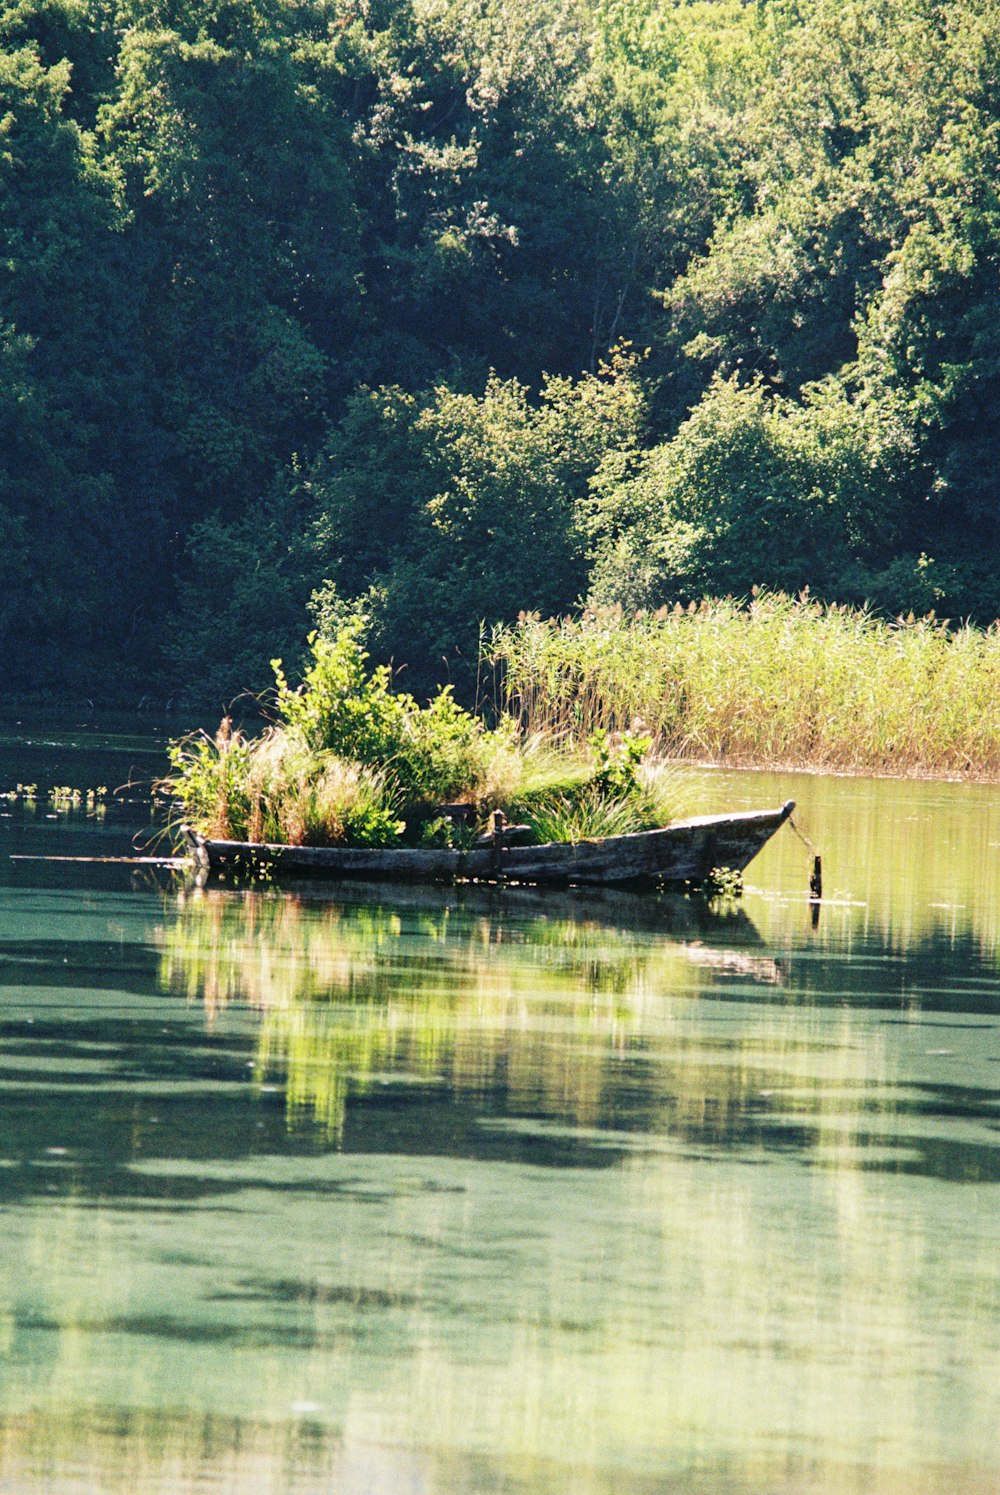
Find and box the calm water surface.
[0,718,998,1493]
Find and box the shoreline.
[661,754,994,786]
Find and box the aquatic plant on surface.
[0,784,107,805]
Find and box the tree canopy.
[2,0,999,700]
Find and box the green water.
[1,721,998,1493]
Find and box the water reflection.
[158,886,788,1146]
[1,1148,998,1495]
[693,764,1000,961]
[3,731,1000,1493]
[154,885,1000,1192]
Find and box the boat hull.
[184,801,794,889]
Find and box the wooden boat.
[182,800,794,889]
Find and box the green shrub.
[274,621,524,813]
[394,686,504,806]
[170,621,519,845]
[272,619,408,764]
[589,728,652,797]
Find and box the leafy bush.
[589,728,651,797]
[169,620,522,845]
[272,619,409,764]
[274,620,514,810]
[394,685,508,806]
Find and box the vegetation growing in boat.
[519,729,682,847]
[165,620,684,848]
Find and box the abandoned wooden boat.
[182,800,795,889]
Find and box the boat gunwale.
[181,801,795,888]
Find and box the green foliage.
[589,728,652,798]
[163,476,323,705]
[8,0,1000,701]
[586,372,917,610]
[272,620,409,765]
[0,38,148,686]
[299,349,648,695]
[165,720,405,848]
[648,0,1000,620]
[394,685,504,807]
[272,621,476,796]
[418,814,476,850]
[275,623,519,809]
[166,619,689,848]
[521,786,645,846]
[167,620,519,844]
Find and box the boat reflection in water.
[159,880,774,1142]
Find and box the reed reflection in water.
[146,880,1000,1486]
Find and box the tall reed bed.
[488,594,1000,777]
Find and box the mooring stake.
[491,807,507,884]
[809,854,822,901]
[789,813,823,908]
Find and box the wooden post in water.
[809,854,822,901]
[491,808,507,884]
[809,854,822,927]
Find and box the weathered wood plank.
[183,801,794,889]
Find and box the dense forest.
[2,0,999,704]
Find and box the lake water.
[1,717,998,1493]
